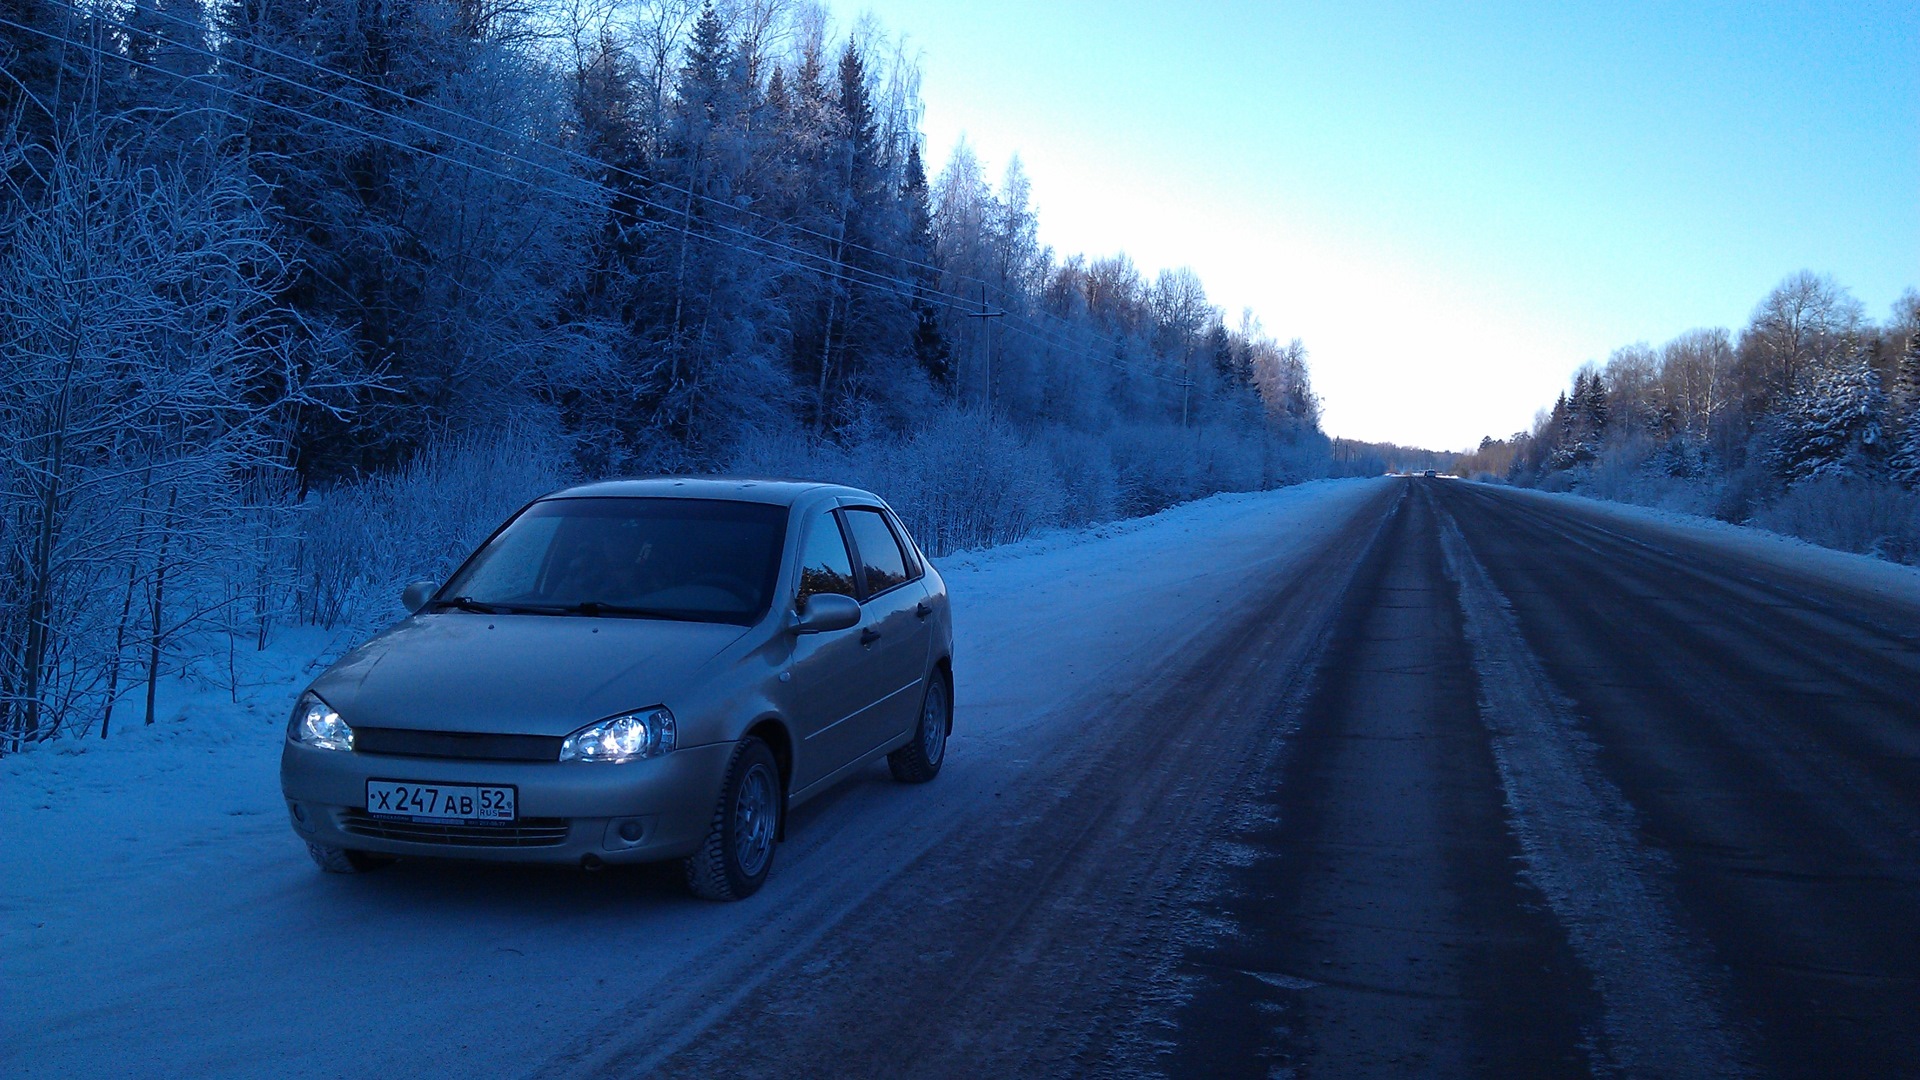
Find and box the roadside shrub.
[733,413,1319,556]
[1107,423,1205,516]
[1035,427,1121,528]
[731,412,1063,555]
[291,428,570,630]
[1752,477,1920,565]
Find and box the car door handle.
[915,601,931,619]
[860,627,882,646]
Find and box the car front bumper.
[280,739,738,865]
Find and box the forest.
[0,0,1330,748]
[1455,272,1920,562]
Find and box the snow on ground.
[1482,483,1920,609]
[1,478,1388,1080]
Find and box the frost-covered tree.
[1572,368,1609,454]
[0,125,346,746]
[899,142,951,390]
[1889,333,1920,488]
[1659,328,1735,444]
[1151,267,1211,425]
[216,0,586,478]
[1772,351,1889,483]
[1737,271,1866,420]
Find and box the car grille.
[352,727,563,762]
[338,809,571,848]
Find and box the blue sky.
[825,0,1920,449]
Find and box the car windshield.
[437,497,788,625]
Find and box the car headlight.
[289,692,354,751]
[560,707,676,763]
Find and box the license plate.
[366,780,516,823]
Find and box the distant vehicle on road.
[1423,469,1438,478]
[280,479,954,900]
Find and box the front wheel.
[888,670,950,784]
[684,738,782,901]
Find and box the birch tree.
[0,124,341,747]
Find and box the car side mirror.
[791,592,860,634]
[402,580,439,615]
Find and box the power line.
[2,15,915,303]
[14,10,1188,390]
[105,0,988,295]
[86,0,1190,380]
[6,8,1194,387]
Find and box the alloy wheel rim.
[922,691,946,765]
[732,763,776,877]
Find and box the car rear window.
[843,508,912,597]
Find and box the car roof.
[540,476,882,508]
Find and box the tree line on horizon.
[1456,272,1920,561]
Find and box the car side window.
[843,509,911,598]
[796,511,857,606]
[884,509,924,580]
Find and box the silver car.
[280,479,954,900]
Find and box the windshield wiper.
[549,601,706,621]
[427,596,503,615]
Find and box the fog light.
[604,817,650,849]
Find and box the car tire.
[684,737,782,901]
[305,841,391,874]
[888,669,950,784]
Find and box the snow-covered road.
[11,476,1920,1078]
[3,479,1393,1079]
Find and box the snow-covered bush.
[1752,477,1920,564]
[1035,427,1122,528]
[1107,423,1208,516]
[733,412,1324,556]
[291,429,571,631]
[732,412,1065,556]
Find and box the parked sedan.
[280,479,954,900]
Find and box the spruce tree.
[1775,351,1889,482]
[1582,371,1610,441]
[902,143,952,390]
[1546,389,1574,470]
[1889,335,1920,487]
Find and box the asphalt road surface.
[581,479,1920,1079]
[1162,479,1920,1079]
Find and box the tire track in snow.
[1432,495,1750,1079]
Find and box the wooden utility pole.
[962,285,1005,411]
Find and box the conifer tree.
[1775,351,1889,482]
[1545,390,1574,470]
[1889,335,1920,487]
[901,143,951,390]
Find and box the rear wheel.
[888,670,950,784]
[684,738,782,901]
[305,842,391,874]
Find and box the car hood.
[310,614,751,737]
